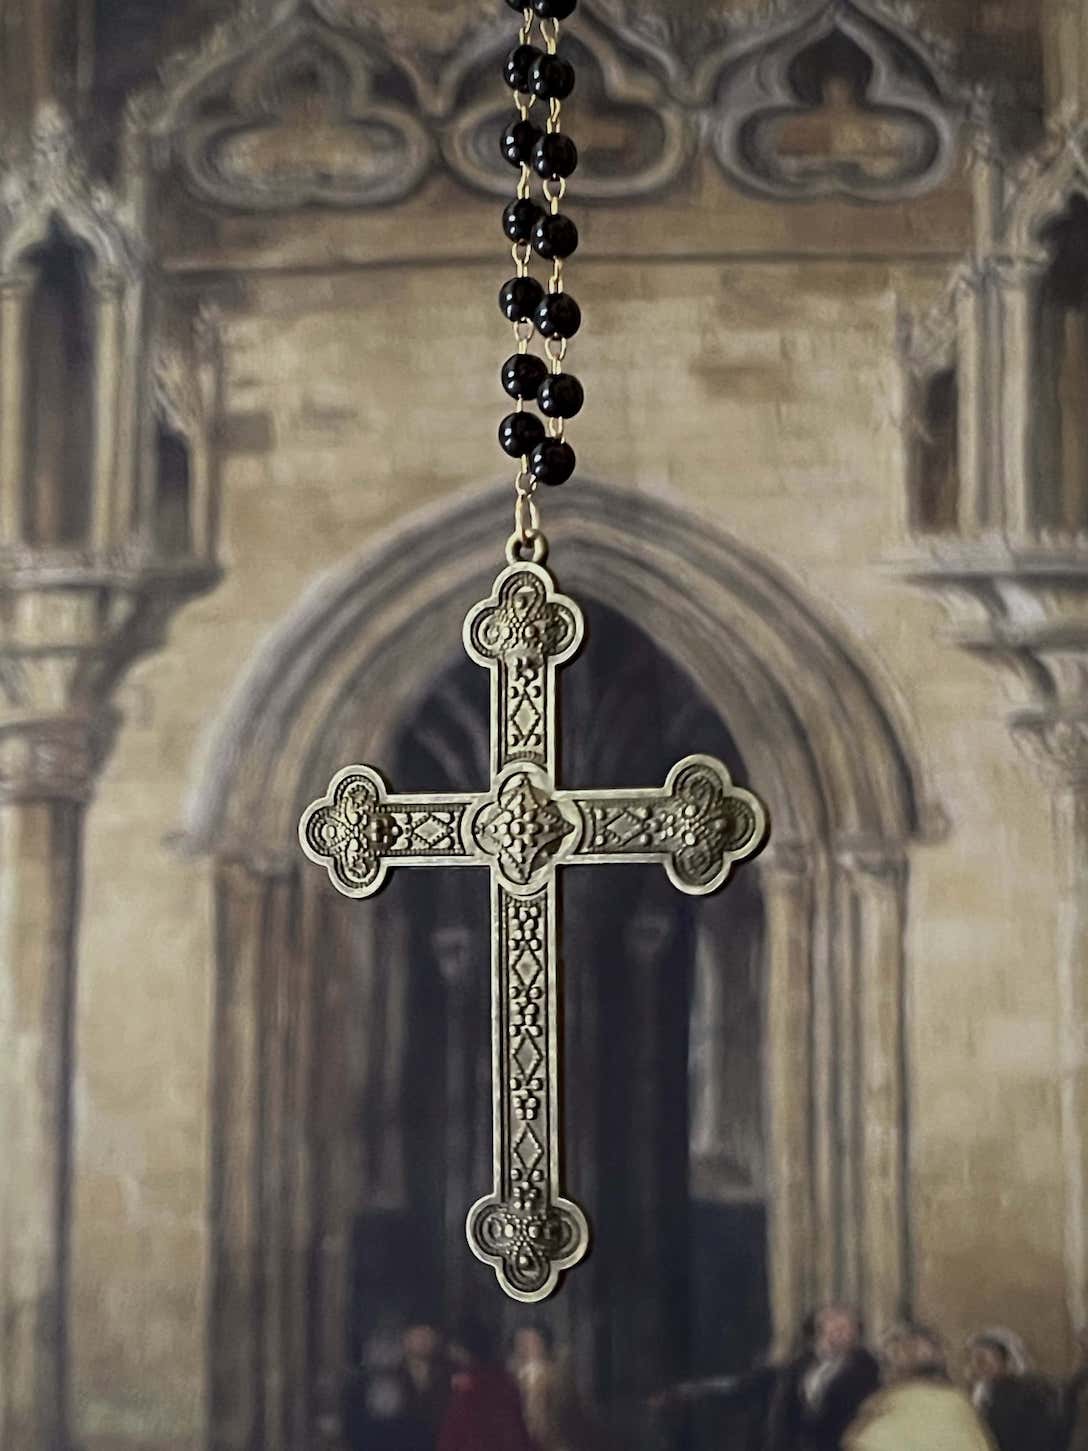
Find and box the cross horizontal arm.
[298,764,475,898]
[563,754,767,895]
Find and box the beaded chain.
[498,0,582,563]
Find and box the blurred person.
[401,1323,451,1444]
[439,1317,535,1451]
[767,1303,880,1451]
[843,1323,994,1451]
[509,1322,600,1450]
[966,1327,1061,1451]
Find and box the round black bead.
[500,118,543,168]
[534,292,581,339]
[530,439,577,486]
[531,132,578,179]
[503,44,542,92]
[499,275,545,321]
[502,197,544,243]
[531,0,578,17]
[537,372,584,419]
[504,0,529,9]
[531,213,579,260]
[529,54,575,100]
[499,412,547,459]
[502,353,549,401]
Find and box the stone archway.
[187,480,931,1450]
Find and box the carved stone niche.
[151,300,224,563]
[1030,192,1088,536]
[137,2,433,213]
[0,105,140,558]
[897,272,962,537]
[709,0,969,203]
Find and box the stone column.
[90,277,125,552]
[434,923,476,1313]
[996,260,1046,540]
[836,844,909,1337]
[0,715,100,1451]
[0,277,30,545]
[761,843,815,1351]
[1012,711,1088,1330]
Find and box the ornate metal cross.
[299,561,767,1301]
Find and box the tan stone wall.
[71,232,1066,1447]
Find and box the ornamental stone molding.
[708,0,972,203]
[0,103,140,280]
[128,0,968,211]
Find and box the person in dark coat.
[766,1303,881,1451]
[966,1328,1062,1451]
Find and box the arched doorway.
[342,599,768,1429]
[191,482,931,1451]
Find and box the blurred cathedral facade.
[2,0,1088,1447]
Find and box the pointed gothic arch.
[188,480,935,1449]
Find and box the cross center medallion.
[299,561,767,1301]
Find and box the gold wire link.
[544,335,567,365]
[505,527,548,565]
[542,177,566,207]
[540,16,559,52]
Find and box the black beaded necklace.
[497,0,583,554]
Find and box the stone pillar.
[433,923,476,1314]
[0,718,98,1451]
[761,843,814,1351]
[955,267,992,533]
[1042,0,1088,126]
[996,260,1046,541]
[836,845,909,1338]
[1012,712,1088,1330]
[90,277,125,552]
[0,277,30,545]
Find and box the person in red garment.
[438,1318,536,1451]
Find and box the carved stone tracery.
[130,0,967,210]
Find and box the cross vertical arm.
[466,878,588,1301]
[463,560,583,779]
[463,561,591,1297]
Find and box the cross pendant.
[299,561,767,1301]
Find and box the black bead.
[499,276,545,321]
[530,439,577,485]
[503,43,542,92]
[504,0,529,9]
[499,412,547,458]
[531,132,578,179]
[502,197,544,243]
[537,372,584,419]
[500,118,542,168]
[534,292,581,339]
[529,54,575,100]
[502,353,549,400]
[531,213,579,260]
[531,0,578,17]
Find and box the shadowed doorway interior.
[345,598,769,1443]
